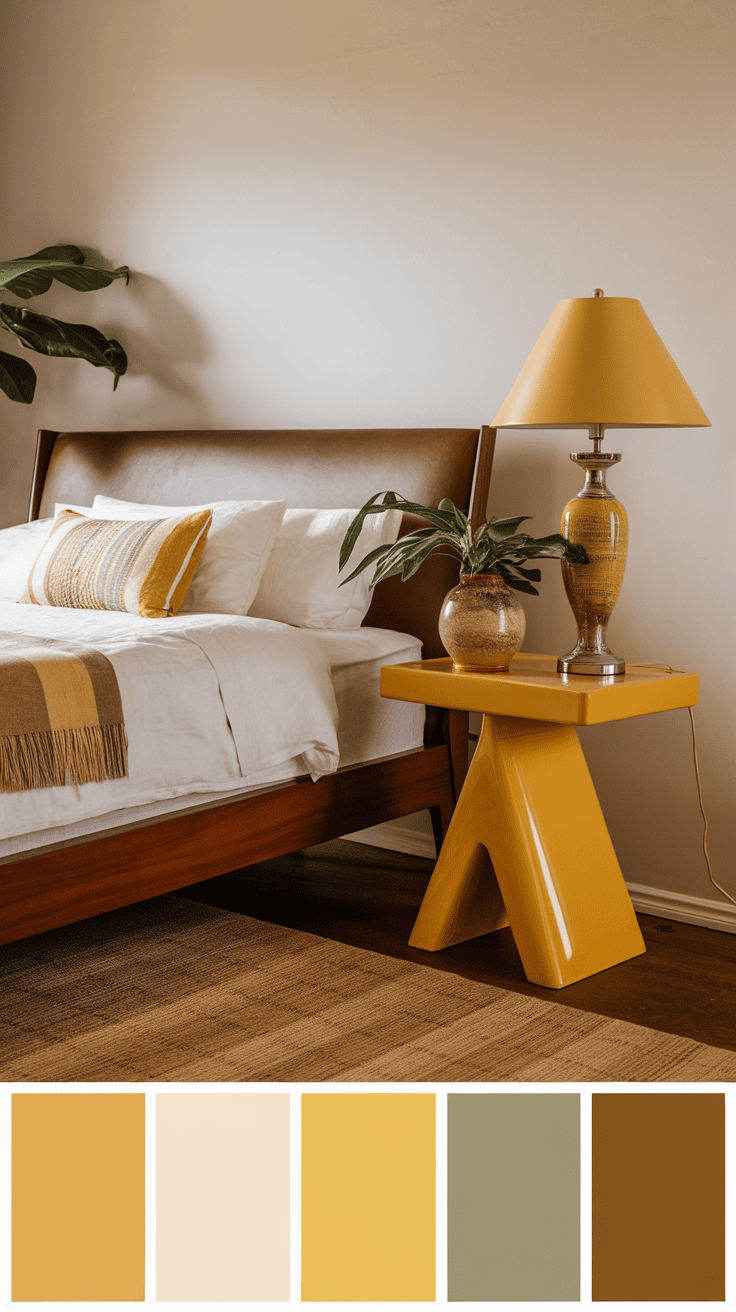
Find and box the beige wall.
[1,0,733,906]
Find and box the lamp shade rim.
[493,420,711,429]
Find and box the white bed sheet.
[0,602,340,845]
[0,611,422,859]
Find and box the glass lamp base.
[557,646,626,676]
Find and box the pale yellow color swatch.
[156,1092,290,1301]
[12,1093,144,1302]
[302,1092,435,1302]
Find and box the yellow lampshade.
[492,296,710,429]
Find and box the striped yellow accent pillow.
[22,509,212,618]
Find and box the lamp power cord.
[629,665,734,911]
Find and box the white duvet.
[0,602,340,843]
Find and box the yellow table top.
[380,654,699,726]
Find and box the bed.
[0,424,495,946]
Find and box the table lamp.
[492,290,710,675]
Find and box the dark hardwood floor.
[175,838,736,1053]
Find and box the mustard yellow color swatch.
[12,1093,145,1302]
[302,1092,435,1302]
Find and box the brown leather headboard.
[30,426,496,657]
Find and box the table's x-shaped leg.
[409,712,646,988]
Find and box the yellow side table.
[380,654,699,989]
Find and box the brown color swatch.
[3,897,736,1082]
[592,1092,724,1302]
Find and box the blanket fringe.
[0,724,129,793]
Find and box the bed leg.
[446,708,470,799]
[429,799,454,857]
[427,709,469,856]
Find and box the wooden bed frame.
[0,425,496,946]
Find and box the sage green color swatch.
[448,1093,580,1302]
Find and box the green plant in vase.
[0,244,129,403]
[340,491,589,672]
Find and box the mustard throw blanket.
[0,632,128,792]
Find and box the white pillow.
[0,519,53,601]
[249,507,403,629]
[91,496,286,615]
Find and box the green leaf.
[338,492,398,571]
[367,532,459,587]
[374,497,459,533]
[340,527,439,585]
[523,532,567,548]
[338,540,397,586]
[340,490,589,594]
[339,492,462,574]
[505,576,540,595]
[507,564,542,581]
[486,515,531,537]
[0,304,128,381]
[373,545,459,587]
[27,244,86,263]
[530,533,589,564]
[369,549,421,586]
[495,563,540,595]
[0,348,36,403]
[0,246,129,299]
[399,538,451,581]
[564,541,589,564]
[368,533,447,586]
[438,497,469,533]
[518,538,586,561]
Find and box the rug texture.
[2,895,735,1083]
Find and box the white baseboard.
[625,880,736,934]
[345,822,736,935]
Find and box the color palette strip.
[11,1092,145,1302]
[301,1092,436,1302]
[448,1092,580,1301]
[156,1092,290,1301]
[5,1089,729,1303]
[592,1091,725,1301]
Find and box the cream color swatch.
[156,1092,290,1301]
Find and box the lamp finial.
[593,288,604,296]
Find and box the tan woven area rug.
[2,894,735,1083]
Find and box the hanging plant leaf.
[0,245,129,299]
[0,348,37,404]
[0,304,128,386]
